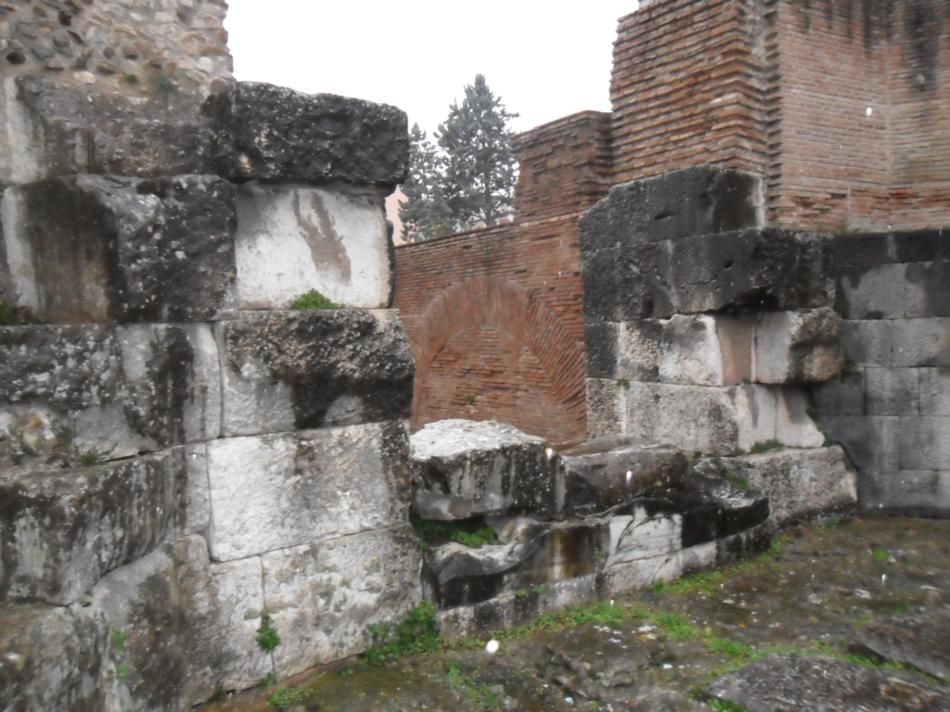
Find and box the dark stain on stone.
[292,190,351,284]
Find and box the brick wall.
[610,0,950,232]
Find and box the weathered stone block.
[0,603,112,712]
[841,320,892,366]
[866,367,919,415]
[2,175,236,323]
[232,184,393,310]
[905,261,950,318]
[891,318,950,367]
[774,389,826,448]
[659,314,755,386]
[810,369,865,416]
[410,419,558,519]
[205,82,409,189]
[754,308,842,384]
[586,379,624,439]
[207,421,411,561]
[261,526,422,676]
[862,470,947,515]
[920,368,950,415]
[836,262,908,319]
[218,309,413,436]
[850,609,950,682]
[579,166,762,252]
[584,322,618,378]
[582,242,674,321]
[820,415,901,474]
[617,319,663,381]
[706,446,857,526]
[0,451,180,604]
[899,416,950,470]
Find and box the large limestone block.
[262,526,422,676]
[218,309,413,436]
[754,308,842,383]
[0,603,112,712]
[703,446,858,526]
[2,175,235,323]
[1,75,217,183]
[232,184,393,310]
[658,315,755,386]
[410,419,559,519]
[0,451,180,604]
[90,537,272,710]
[205,82,409,189]
[206,421,411,561]
[0,323,221,462]
[579,166,762,252]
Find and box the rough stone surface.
[578,167,762,251]
[0,450,180,604]
[205,82,409,189]
[410,420,558,518]
[754,308,842,383]
[207,421,411,562]
[849,609,950,682]
[699,446,858,526]
[232,184,392,310]
[218,309,414,435]
[2,174,236,323]
[708,655,949,711]
[0,603,112,712]
[262,526,423,676]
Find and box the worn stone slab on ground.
[218,309,413,436]
[0,450,180,604]
[411,419,558,519]
[207,421,411,561]
[231,184,393,310]
[707,655,949,711]
[850,609,950,682]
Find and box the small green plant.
[446,663,503,711]
[0,300,16,325]
[115,661,130,681]
[153,70,177,94]
[289,289,341,310]
[749,439,782,454]
[653,569,725,597]
[871,547,889,563]
[412,516,496,548]
[708,698,748,712]
[256,613,281,653]
[263,672,278,688]
[122,73,139,84]
[617,378,630,389]
[267,687,311,708]
[363,602,440,665]
[652,611,697,640]
[451,526,497,548]
[462,393,477,406]
[706,635,756,661]
[75,444,116,467]
[111,628,129,653]
[723,469,750,491]
[111,628,130,681]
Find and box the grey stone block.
[820,415,901,474]
[659,314,753,386]
[586,379,624,439]
[205,82,409,189]
[0,603,112,712]
[218,309,414,436]
[578,166,762,252]
[905,261,950,318]
[261,526,422,677]
[831,230,950,268]
[3,175,236,323]
[207,421,411,561]
[861,470,945,515]
[617,319,663,381]
[0,450,180,604]
[899,416,950,470]
[585,322,618,378]
[866,368,919,415]
[810,370,865,416]
[891,318,950,367]
[836,262,907,319]
[840,320,892,366]
[919,368,950,415]
[850,609,950,682]
[754,308,842,384]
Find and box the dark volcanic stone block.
[219,309,414,435]
[205,82,409,189]
[584,322,618,378]
[579,166,762,253]
[0,450,180,604]
[5,175,236,323]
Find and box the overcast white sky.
[225,1,639,136]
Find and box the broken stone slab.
[262,525,423,677]
[205,81,409,189]
[707,654,950,711]
[557,436,689,516]
[206,421,411,562]
[231,184,393,310]
[1,75,218,183]
[578,166,762,252]
[0,450,181,604]
[697,446,857,527]
[2,174,236,323]
[89,536,272,709]
[0,603,113,712]
[410,419,559,519]
[218,309,413,436]
[755,308,842,383]
[849,608,950,682]
[0,323,221,460]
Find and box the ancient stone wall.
[394,113,612,445]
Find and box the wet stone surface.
[201,517,950,711]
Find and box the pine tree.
[436,74,518,228]
[399,124,454,242]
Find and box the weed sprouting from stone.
[256,613,281,653]
[363,602,440,665]
[267,686,312,709]
[708,698,748,712]
[652,611,697,640]
[653,569,725,596]
[75,444,116,467]
[411,516,496,548]
[871,547,890,562]
[289,289,341,310]
[749,439,783,454]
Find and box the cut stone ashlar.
[0,450,180,605]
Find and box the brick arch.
[411,275,587,444]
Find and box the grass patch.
[723,469,750,491]
[705,635,756,661]
[256,613,281,653]
[0,300,17,325]
[708,699,748,712]
[364,602,440,665]
[749,439,783,454]
[652,611,697,640]
[653,569,725,597]
[412,516,496,548]
[268,686,312,708]
[446,663,503,711]
[871,547,889,562]
[289,289,341,310]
